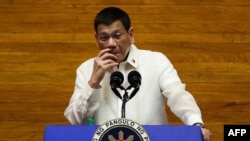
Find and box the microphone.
[128,70,141,89]
[110,71,124,89]
[127,71,141,100]
[110,71,124,100]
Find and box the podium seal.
[92,118,150,141]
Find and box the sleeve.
[158,53,204,125]
[64,60,101,125]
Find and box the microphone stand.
[111,86,139,118]
[111,85,128,118]
[121,87,139,118]
[121,90,129,118]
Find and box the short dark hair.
[94,7,131,32]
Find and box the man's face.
[95,20,134,63]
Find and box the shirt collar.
[125,44,138,68]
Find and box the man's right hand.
[88,48,118,89]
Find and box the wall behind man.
[0,0,249,140]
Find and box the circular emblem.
[92,118,150,141]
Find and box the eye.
[113,32,122,39]
[99,34,109,41]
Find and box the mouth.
[111,52,121,55]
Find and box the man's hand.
[201,128,212,141]
[88,48,118,88]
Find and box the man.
[64,7,211,141]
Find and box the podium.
[44,125,203,141]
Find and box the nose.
[107,37,117,49]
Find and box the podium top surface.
[44,125,203,141]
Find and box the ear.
[128,27,134,44]
[94,32,98,41]
[94,32,100,49]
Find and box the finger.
[202,129,212,141]
[95,53,117,66]
[94,58,117,70]
[104,53,117,62]
[102,59,118,69]
[98,48,112,57]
